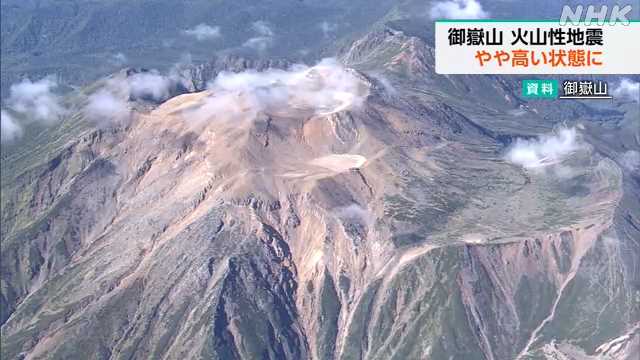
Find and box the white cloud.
[243,37,273,52]
[619,150,640,171]
[82,68,182,125]
[168,53,194,82]
[128,72,174,101]
[505,127,581,169]
[612,78,639,102]
[369,72,397,96]
[105,71,176,103]
[184,23,221,41]
[243,21,274,52]
[7,77,65,125]
[251,21,273,37]
[111,52,128,65]
[319,21,338,38]
[1,110,23,143]
[430,0,489,19]
[186,58,368,124]
[84,90,131,126]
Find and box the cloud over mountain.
[127,72,175,101]
[320,21,338,38]
[505,127,581,169]
[1,110,23,143]
[7,77,66,125]
[110,53,128,65]
[103,70,177,103]
[184,24,221,41]
[84,90,131,127]
[612,78,639,102]
[619,150,640,171]
[243,21,275,52]
[82,69,182,126]
[186,58,368,125]
[430,0,489,19]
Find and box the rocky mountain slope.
[1,28,639,359]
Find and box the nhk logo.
[560,4,633,25]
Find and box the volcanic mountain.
[1,28,639,359]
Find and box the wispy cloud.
[7,77,65,125]
[369,72,397,96]
[104,70,177,103]
[82,69,182,125]
[319,21,338,38]
[243,21,274,52]
[1,110,23,143]
[110,52,128,66]
[505,127,581,169]
[243,37,273,52]
[84,90,131,127]
[252,21,274,37]
[430,0,489,19]
[185,58,368,125]
[183,23,221,41]
[127,72,174,101]
[612,78,639,102]
[619,150,640,171]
